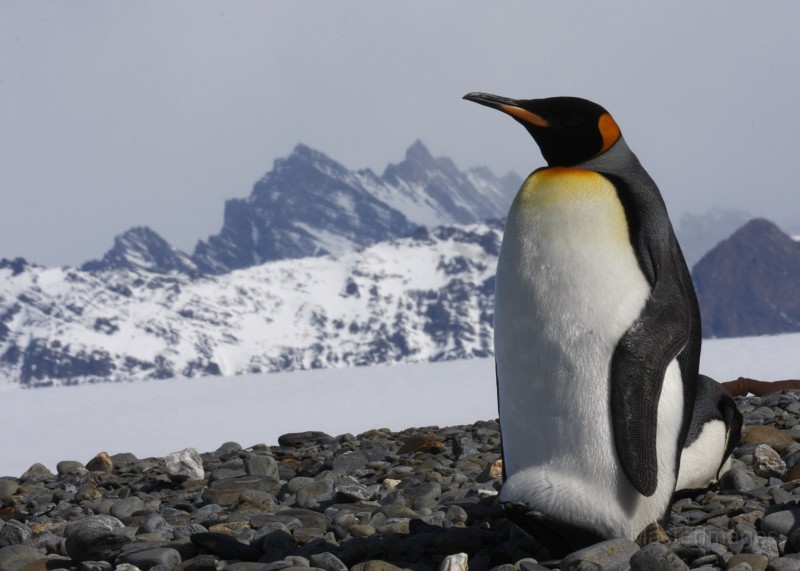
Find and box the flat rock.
[115,547,182,571]
[277,432,331,447]
[741,426,794,445]
[110,497,147,523]
[726,552,769,570]
[560,538,640,571]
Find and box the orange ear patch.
[500,105,550,128]
[598,113,621,154]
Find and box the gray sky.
[2,2,799,267]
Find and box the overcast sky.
[2,2,799,267]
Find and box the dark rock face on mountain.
[676,208,753,269]
[82,227,199,275]
[192,145,416,274]
[693,218,800,338]
[82,142,518,277]
[190,142,519,274]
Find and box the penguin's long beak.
[463,92,550,128]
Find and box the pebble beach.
[3,392,800,571]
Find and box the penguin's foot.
[502,502,605,558]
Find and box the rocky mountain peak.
[81,226,198,275]
[693,218,800,338]
[677,208,753,269]
[0,257,31,277]
[190,141,515,274]
[404,139,435,165]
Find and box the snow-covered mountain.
[189,141,519,274]
[0,223,500,387]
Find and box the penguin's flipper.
[609,278,692,497]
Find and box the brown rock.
[636,522,670,546]
[398,435,446,455]
[730,511,764,527]
[86,452,114,472]
[740,426,794,445]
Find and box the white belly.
[495,168,684,539]
[675,420,729,491]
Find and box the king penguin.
[675,374,742,492]
[463,93,702,541]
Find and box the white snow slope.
[1,332,798,478]
[1,223,499,386]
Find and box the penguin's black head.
[463,93,621,167]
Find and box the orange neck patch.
[597,113,621,154]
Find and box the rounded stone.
[0,480,18,500]
[244,454,279,479]
[115,548,182,571]
[165,449,205,483]
[0,520,32,548]
[19,464,53,481]
[86,452,114,473]
[215,442,243,455]
[754,444,787,478]
[309,553,348,571]
[348,525,375,538]
[439,552,468,571]
[110,497,147,522]
[64,515,130,563]
[719,468,755,492]
[56,461,87,476]
[762,506,800,537]
[137,516,174,540]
